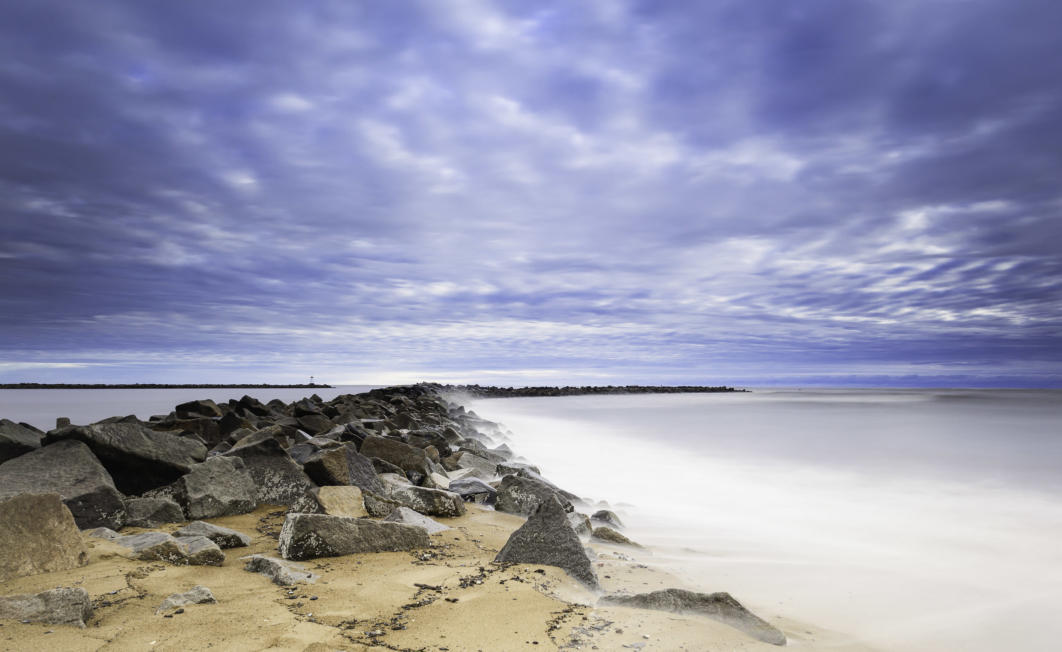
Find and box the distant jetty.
[0,383,333,390]
[436,383,745,397]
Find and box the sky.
[1,0,1060,387]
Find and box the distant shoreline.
[0,383,333,389]
[436,383,746,397]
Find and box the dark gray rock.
[242,554,317,586]
[591,526,641,547]
[361,490,404,518]
[452,451,497,478]
[174,521,251,548]
[448,476,498,504]
[301,442,383,494]
[124,496,185,528]
[0,440,126,529]
[495,474,572,516]
[0,418,41,463]
[169,456,257,519]
[223,437,316,506]
[44,420,207,494]
[0,587,93,627]
[384,482,465,517]
[494,496,598,589]
[0,493,88,582]
[383,506,450,534]
[496,461,541,477]
[296,413,333,436]
[591,509,624,529]
[370,457,406,477]
[278,513,430,560]
[175,399,224,419]
[360,435,431,477]
[599,589,787,646]
[156,585,216,613]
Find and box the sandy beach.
[1,502,875,651]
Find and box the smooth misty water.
[466,389,1062,652]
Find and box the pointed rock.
[495,496,599,589]
[600,589,787,646]
[495,474,572,516]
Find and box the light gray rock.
[113,531,223,565]
[599,589,787,646]
[170,456,257,519]
[452,451,497,478]
[0,440,126,529]
[568,512,592,538]
[223,438,316,507]
[174,521,251,548]
[156,585,216,613]
[44,419,207,494]
[495,474,572,516]
[494,496,598,589]
[0,418,41,463]
[448,476,497,504]
[84,527,121,541]
[124,496,184,528]
[383,506,450,535]
[243,554,318,586]
[278,513,430,561]
[385,483,465,518]
[0,587,93,627]
[0,493,88,582]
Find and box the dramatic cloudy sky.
[1,1,1060,386]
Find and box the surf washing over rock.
[0,383,791,648]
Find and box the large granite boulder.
[383,480,465,517]
[494,474,572,516]
[223,437,316,507]
[175,399,224,419]
[599,589,787,646]
[169,455,257,519]
[494,496,598,589]
[45,419,207,494]
[124,496,184,528]
[0,418,41,463]
[175,521,251,548]
[359,436,432,477]
[278,513,429,560]
[0,587,93,628]
[0,440,126,529]
[300,442,383,494]
[0,493,89,582]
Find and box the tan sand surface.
[0,505,877,651]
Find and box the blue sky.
[1,1,1060,387]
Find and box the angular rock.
[124,496,184,528]
[316,485,368,518]
[156,585,216,613]
[243,554,318,586]
[223,437,316,506]
[180,535,226,566]
[174,521,251,548]
[361,490,404,518]
[591,526,641,547]
[591,509,624,529]
[599,589,787,646]
[494,496,598,589]
[495,474,572,516]
[0,418,41,463]
[114,532,189,564]
[448,476,497,504]
[278,513,430,561]
[297,413,333,436]
[359,435,431,477]
[383,506,450,535]
[452,451,497,478]
[301,442,383,494]
[386,483,465,517]
[371,457,406,477]
[45,420,207,494]
[0,440,126,529]
[175,399,224,419]
[0,587,93,627]
[170,455,257,519]
[0,493,88,582]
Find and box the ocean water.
[464,389,1062,652]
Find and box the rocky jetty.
[0,383,786,647]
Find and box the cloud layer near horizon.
[1,1,1060,386]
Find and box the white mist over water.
[467,389,1062,652]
